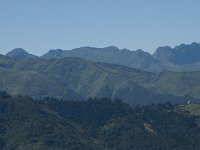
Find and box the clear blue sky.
[0,0,200,56]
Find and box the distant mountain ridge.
[153,42,200,65]
[3,42,200,72]
[41,46,163,72]
[6,48,38,60]
[41,42,200,72]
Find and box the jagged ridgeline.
[0,91,200,150]
[5,42,200,72]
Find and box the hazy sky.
[0,0,200,56]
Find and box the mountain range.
[1,42,200,104]
[5,42,200,72]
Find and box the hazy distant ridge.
[6,42,200,72]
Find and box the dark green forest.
[0,91,200,150]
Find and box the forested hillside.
[0,91,200,150]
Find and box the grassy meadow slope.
[0,56,199,104]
